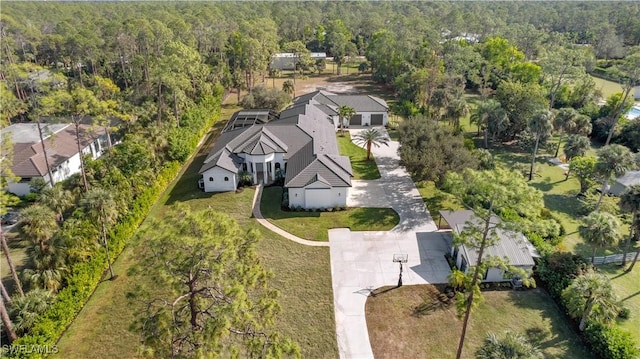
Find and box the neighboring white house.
[1,123,107,196]
[270,52,327,71]
[634,86,640,100]
[199,90,380,209]
[609,171,640,196]
[439,210,539,283]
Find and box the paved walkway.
[251,185,329,247]
[329,128,451,359]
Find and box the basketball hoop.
[393,254,408,287]
[393,253,408,263]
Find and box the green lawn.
[600,263,640,339]
[366,286,592,359]
[591,75,624,100]
[260,187,399,241]
[53,119,338,358]
[337,132,381,180]
[417,180,464,227]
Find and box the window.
[209,177,214,182]
[243,163,247,171]
[224,177,229,181]
[275,162,281,170]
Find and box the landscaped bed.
[260,187,400,241]
[365,285,592,359]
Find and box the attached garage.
[350,114,362,126]
[371,114,384,125]
[305,188,335,208]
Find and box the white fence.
[591,252,638,266]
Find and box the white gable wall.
[287,186,348,209]
[201,167,237,192]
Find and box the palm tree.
[527,110,554,181]
[21,204,58,252]
[553,107,578,158]
[561,270,619,331]
[352,128,389,161]
[337,105,356,136]
[595,144,634,210]
[564,135,591,162]
[39,184,74,223]
[82,188,119,280]
[0,294,17,343]
[22,236,67,292]
[476,331,543,359]
[444,98,470,130]
[1,228,24,297]
[579,211,621,264]
[282,79,294,98]
[470,100,508,149]
[8,289,55,335]
[620,185,640,267]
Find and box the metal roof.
[440,210,536,267]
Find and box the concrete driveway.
[329,128,451,358]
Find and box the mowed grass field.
[366,286,593,359]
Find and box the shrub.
[585,323,640,359]
[535,252,591,299]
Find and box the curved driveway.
[329,128,451,359]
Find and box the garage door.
[371,114,384,125]
[305,188,334,208]
[350,114,362,126]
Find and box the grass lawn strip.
[260,187,400,241]
[600,264,640,339]
[366,286,592,359]
[336,132,381,180]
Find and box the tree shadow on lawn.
[350,159,381,180]
[347,208,399,229]
[165,121,228,206]
[540,193,583,218]
[506,290,592,357]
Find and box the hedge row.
[9,93,221,358]
[9,162,181,358]
[534,250,640,358]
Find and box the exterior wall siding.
[202,167,237,192]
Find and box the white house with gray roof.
[198,90,388,209]
[439,210,538,282]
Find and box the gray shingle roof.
[327,95,389,112]
[200,91,356,189]
[440,210,536,267]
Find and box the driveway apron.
[329,128,451,358]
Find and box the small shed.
[439,210,539,282]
